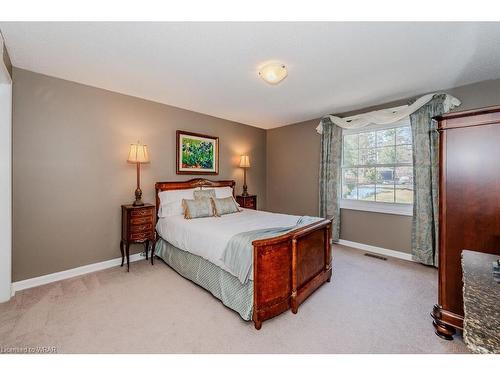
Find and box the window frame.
[340,118,414,216]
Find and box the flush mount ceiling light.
[258,62,288,85]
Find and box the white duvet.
[156,209,321,280]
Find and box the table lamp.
[239,155,250,196]
[127,141,150,206]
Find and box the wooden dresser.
[432,106,500,340]
[121,204,156,271]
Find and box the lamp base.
[241,184,249,197]
[132,199,144,206]
[133,187,144,206]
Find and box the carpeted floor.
[0,245,469,353]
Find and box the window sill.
[340,199,413,216]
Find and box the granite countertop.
[462,250,500,354]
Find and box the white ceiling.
[1,22,500,129]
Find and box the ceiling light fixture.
[258,62,288,85]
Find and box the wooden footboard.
[251,218,333,329]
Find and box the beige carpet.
[0,245,469,353]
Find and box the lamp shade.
[239,155,250,168]
[127,142,150,163]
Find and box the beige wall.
[12,66,500,280]
[266,119,320,216]
[12,68,266,281]
[267,78,500,254]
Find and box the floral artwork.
[176,131,219,174]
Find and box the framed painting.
[176,130,219,175]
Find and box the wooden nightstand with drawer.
[121,204,156,271]
[236,195,257,210]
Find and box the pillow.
[202,186,240,207]
[202,186,233,199]
[158,188,196,217]
[211,197,241,216]
[194,189,216,200]
[182,198,214,219]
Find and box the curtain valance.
[316,93,461,133]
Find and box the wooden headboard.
[155,178,236,218]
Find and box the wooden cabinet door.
[440,121,500,317]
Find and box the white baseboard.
[337,239,414,262]
[11,252,146,297]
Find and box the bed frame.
[154,178,333,330]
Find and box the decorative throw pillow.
[182,198,214,219]
[193,189,216,200]
[202,187,240,206]
[211,197,241,216]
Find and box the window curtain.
[319,117,342,242]
[410,94,460,266]
[318,92,460,261]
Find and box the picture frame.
[176,130,219,175]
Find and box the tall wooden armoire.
[431,106,500,340]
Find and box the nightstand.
[121,204,156,271]
[236,195,257,210]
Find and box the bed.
[152,178,333,329]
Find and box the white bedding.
[156,209,321,280]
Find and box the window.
[341,118,413,215]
